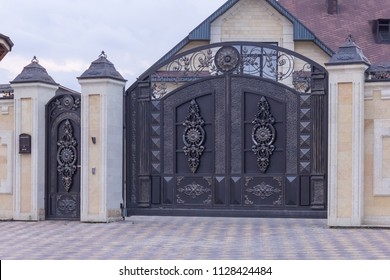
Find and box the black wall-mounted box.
[19,133,31,154]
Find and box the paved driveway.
[1,216,390,259]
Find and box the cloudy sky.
[1,0,227,90]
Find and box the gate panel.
[46,94,81,220]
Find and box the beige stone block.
[18,98,33,214]
[21,98,33,134]
[218,0,288,44]
[294,42,330,67]
[107,209,122,222]
[0,104,14,131]
[337,154,352,173]
[365,101,375,120]
[338,128,352,147]
[365,196,390,216]
[365,89,390,119]
[337,188,352,218]
[88,95,101,215]
[0,194,13,212]
[364,154,374,176]
[20,155,32,213]
[0,144,7,181]
[364,120,374,156]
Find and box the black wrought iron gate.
[125,42,328,218]
[46,93,81,220]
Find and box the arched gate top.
[133,41,328,99]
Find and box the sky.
[0,0,227,90]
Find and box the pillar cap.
[326,35,370,66]
[78,51,126,82]
[10,56,58,85]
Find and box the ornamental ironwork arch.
[134,41,327,99]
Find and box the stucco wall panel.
[364,86,390,221]
[336,83,353,218]
[88,94,101,215]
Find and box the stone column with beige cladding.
[78,52,126,222]
[10,57,58,221]
[326,37,370,227]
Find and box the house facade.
[1,0,390,227]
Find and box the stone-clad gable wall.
[210,0,293,50]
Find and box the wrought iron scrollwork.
[57,120,78,192]
[151,43,325,99]
[366,64,390,81]
[251,96,276,173]
[182,99,206,173]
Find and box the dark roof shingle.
[278,0,390,64]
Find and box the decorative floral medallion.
[57,120,78,192]
[215,46,240,72]
[178,182,211,199]
[252,96,276,173]
[246,182,281,199]
[183,99,206,173]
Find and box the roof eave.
[0,33,14,51]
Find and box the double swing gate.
[125,42,328,217]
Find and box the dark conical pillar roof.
[78,51,126,82]
[10,56,57,85]
[327,35,370,66]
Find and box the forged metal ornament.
[150,43,325,99]
[57,120,78,192]
[183,99,206,173]
[178,182,211,199]
[50,95,81,118]
[56,194,77,217]
[215,46,240,72]
[246,182,281,199]
[251,96,276,173]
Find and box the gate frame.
[124,41,329,218]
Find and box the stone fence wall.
[2,50,390,226]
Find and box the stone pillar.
[10,57,58,221]
[78,52,126,222]
[326,37,370,227]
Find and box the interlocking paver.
[1,216,390,260]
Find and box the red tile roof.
[278,0,390,64]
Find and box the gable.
[148,0,333,77]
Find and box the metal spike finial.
[31,56,39,63]
[99,51,107,59]
[346,34,354,43]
